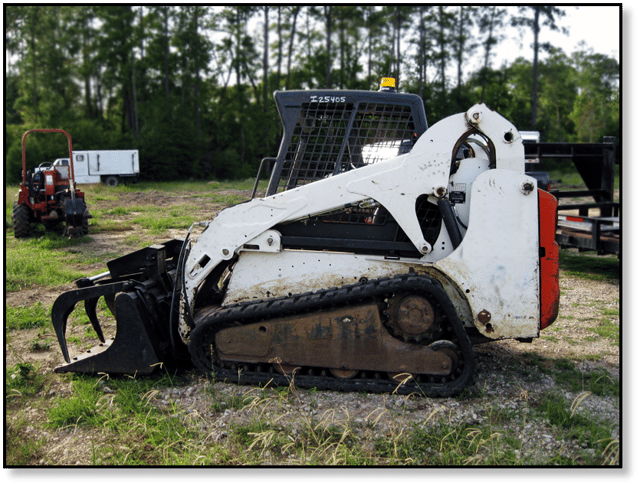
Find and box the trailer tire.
[12,202,31,238]
[104,176,119,187]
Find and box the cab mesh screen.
[276,102,417,193]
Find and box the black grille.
[270,91,427,195]
[317,205,388,226]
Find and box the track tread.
[189,275,475,397]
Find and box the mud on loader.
[13,129,90,238]
[51,79,560,397]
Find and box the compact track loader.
[52,80,559,396]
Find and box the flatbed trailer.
[524,137,620,256]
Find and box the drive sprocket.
[384,292,445,343]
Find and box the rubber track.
[189,275,476,397]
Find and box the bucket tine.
[85,296,106,343]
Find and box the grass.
[10,366,614,466]
[44,373,211,465]
[531,392,618,465]
[5,233,95,291]
[6,302,51,330]
[590,319,619,345]
[520,354,620,398]
[5,178,264,238]
[3,354,621,466]
[6,362,47,400]
[5,179,248,290]
[559,250,620,282]
[552,359,619,397]
[130,204,204,234]
[547,164,619,196]
[373,419,521,465]
[86,178,262,195]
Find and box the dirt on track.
[5,186,621,466]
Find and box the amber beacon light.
[379,77,397,92]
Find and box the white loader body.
[183,104,541,341]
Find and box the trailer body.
[52,150,139,186]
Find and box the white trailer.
[52,150,139,186]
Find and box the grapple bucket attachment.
[51,240,186,375]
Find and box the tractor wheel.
[12,202,31,238]
[82,217,90,235]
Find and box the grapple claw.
[54,291,166,375]
[104,293,117,319]
[85,296,106,343]
[51,282,129,364]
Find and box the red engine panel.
[538,189,560,329]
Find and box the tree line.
[5,5,620,183]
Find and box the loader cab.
[266,85,441,259]
[266,86,428,196]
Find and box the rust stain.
[215,303,453,375]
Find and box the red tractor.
[12,129,91,238]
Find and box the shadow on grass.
[559,250,620,282]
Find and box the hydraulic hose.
[437,198,463,250]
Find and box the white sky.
[483,5,621,70]
[4,5,622,76]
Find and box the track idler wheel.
[330,369,359,379]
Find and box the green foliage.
[4,6,619,183]
[138,99,202,181]
[590,319,619,345]
[6,362,47,400]
[550,359,620,397]
[48,374,178,429]
[569,49,620,142]
[533,392,617,456]
[537,49,578,141]
[374,421,520,466]
[132,213,192,234]
[5,418,46,465]
[48,379,102,427]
